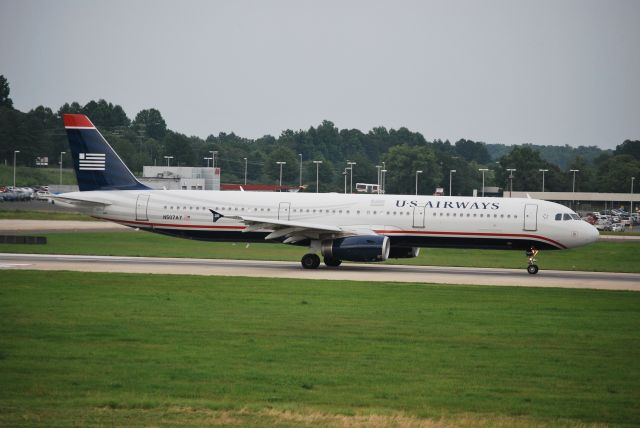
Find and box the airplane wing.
[49,194,113,209]
[212,210,375,243]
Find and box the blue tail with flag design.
[64,114,149,192]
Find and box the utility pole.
[210,151,218,169]
[376,165,381,194]
[539,169,548,192]
[298,153,302,188]
[381,169,387,194]
[313,160,322,193]
[347,161,356,193]
[449,169,456,196]
[478,168,488,197]
[506,168,516,198]
[415,170,423,195]
[164,155,173,167]
[59,151,66,185]
[570,169,579,209]
[13,150,20,188]
[244,157,248,185]
[276,161,286,191]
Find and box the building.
[139,166,220,190]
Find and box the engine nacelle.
[321,235,390,262]
[388,246,420,259]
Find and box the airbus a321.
[53,114,599,274]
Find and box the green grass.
[0,271,638,426]
[1,230,639,272]
[0,164,76,187]
[0,210,95,221]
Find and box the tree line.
[1,75,638,194]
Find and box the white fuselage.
[59,190,599,251]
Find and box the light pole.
[298,153,302,188]
[276,161,286,190]
[313,160,322,193]
[506,168,516,198]
[631,177,635,229]
[59,151,66,185]
[415,170,423,195]
[210,151,218,169]
[347,161,356,193]
[376,165,381,194]
[381,169,387,194]
[343,169,348,194]
[449,169,456,196]
[164,155,173,167]
[478,168,488,197]
[244,157,248,185]
[539,169,548,192]
[13,150,20,188]
[204,157,212,167]
[570,169,579,209]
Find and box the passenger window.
[563,214,571,220]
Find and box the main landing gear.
[300,254,343,269]
[526,246,540,274]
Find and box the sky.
[1,0,639,148]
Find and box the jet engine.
[321,235,390,262]
[388,246,420,258]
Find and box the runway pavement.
[1,253,638,291]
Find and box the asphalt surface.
[1,253,638,291]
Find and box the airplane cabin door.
[412,205,425,228]
[136,194,151,221]
[278,202,291,220]
[523,204,538,231]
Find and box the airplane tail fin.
[63,114,149,192]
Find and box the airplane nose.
[585,222,599,244]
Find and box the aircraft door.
[412,205,425,228]
[278,202,291,220]
[523,204,538,231]
[136,194,150,221]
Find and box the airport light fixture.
[298,153,303,187]
[164,155,173,167]
[347,161,357,193]
[276,161,286,190]
[570,169,580,209]
[244,157,248,185]
[415,170,423,195]
[343,169,348,194]
[506,168,516,198]
[59,151,66,185]
[478,168,488,197]
[631,177,635,229]
[203,157,212,167]
[313,160,323,193]
[539,169,548,192]
[210,151,218,169]
[449,169,456,196]
[376,165,381,194]
[13,150,20,188]
[381,169,387,194]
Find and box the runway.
[1,253,638,291]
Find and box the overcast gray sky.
[1,0,638,148]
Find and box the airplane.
[53,114,599,274]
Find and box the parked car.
[611,223,625,232]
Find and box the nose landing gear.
[526,246,539,274]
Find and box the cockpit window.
[563,213,572,221]
[571,214,580,220]
[555,213,562,221]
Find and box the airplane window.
[393,211,396,215]
[480,214,484,218]
[356,210,359,214]
[467,213,470,217]
[446,213,450,216]
[373,211,376,214]
[189,207,193,210]
[555,213,562,221]
[453,213,456,217]
[260,208,264,211]
[170,206,174,210]
[563,214,572,220]
[494,214,497,218]
[433,212,436,216]
[571,214,580,220]
[473,213,477,217]
[514,215,517,219]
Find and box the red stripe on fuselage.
[63,114,95,128]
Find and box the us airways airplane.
[54,114,599,274]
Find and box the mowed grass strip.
[0,271,638,426]
[0,230,639,272]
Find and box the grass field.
[0,165,77,187]
[0,210,95,221]
[0,230,639,273]
[0,271,638,426]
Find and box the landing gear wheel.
[301,253,321,269]
[527,264,539,275]
[324,256,342,267]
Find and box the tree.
[265,146,298,184]
[0,75,13,109]
[383,144,440,195]
[454,139,491,163]
[133,108,167,140]
[614,140,640,160]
